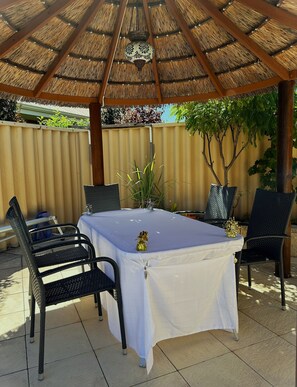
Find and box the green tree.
[248,89,297,191]
[38,111,89,128]
[173,93,278,186]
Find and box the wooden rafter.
[0,0,76,58]
[237,0,297,31]
[34,0,105,97]
[165,0,225,96]
[143,0,162,103]
[197,0,290,80]
[0,0,25,11]
[0,73,288,105]
[98,0,128,104]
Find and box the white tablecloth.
[78,209,243,372]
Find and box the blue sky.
[161,104,176,123]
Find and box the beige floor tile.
[158,331,229,370]
[26,322,92,369]
[0,275,23,295]
[83,316,118,349]
[0,370,28,387]
[24,303,80,334]
[0,337,27,376]
[0,292,24,316]
[73,295,99,321]
[237,286,272,310]
[211,311,276,350]
[242,299,296,336]
[0,253,22,270]
[96,344,175,387]
[0,268,23,286]
[136,372,189,387]
[0,311,25,341]
[281,330,296,346]
[235,336,296,387]
[28,352,107,386]
[180,352,270,387]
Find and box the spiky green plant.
[118,156,165,208]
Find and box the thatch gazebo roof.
[0,0,296,106]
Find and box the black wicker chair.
[235,189,296,310]
[84,184,121,213]
[6,205,127,380]
[176,184,237,227]
[9,196,91,268]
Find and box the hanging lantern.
[125,5,154,71]
[125,39,154,71]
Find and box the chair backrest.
[204,184,237,220]
[247,189,296,260]
[9,196,33,245]
[6,206,43,302]
[84,184,121,213]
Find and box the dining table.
[77,208,244,372]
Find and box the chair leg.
[38,306,46,381]
[115,286,127,355]
[278,260,286,310]
[29,295,36,343]
[247,265,252,288]
[96,293,103,321]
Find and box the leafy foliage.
[38,111,89,128]
[101,107,124,124]
[118,156,164,208]
[0,99,16,121]
[172,93,279,186]
[101,105,164,125]
[248,89,297,191]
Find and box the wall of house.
[1,121,296,248]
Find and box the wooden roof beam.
[197,0,290,80]
[98,0,128,104]
[237,0,297,31]
[0,0,76,58]
[165,0,225,97]
[143,0,162,103]
[33,0,105,98]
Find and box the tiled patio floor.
[0,248,296,386]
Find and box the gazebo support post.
[277,80,295,278]
[89,102,104,186]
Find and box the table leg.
[233,329,239,341]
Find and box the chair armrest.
[243,234,290,248]
[244,234,290,243]
[32,235,94,255]
[39,256,119,280]
[30,223,79,234]
[31,232,90,250]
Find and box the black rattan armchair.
[235,189,296,310]
[6,205,127,381]
[176,184,237,227]
[84,184,121,213]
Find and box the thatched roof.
[0,0,296,106]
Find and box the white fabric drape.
[78,209,243,372]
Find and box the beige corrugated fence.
[1,121,296,248]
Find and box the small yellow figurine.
[136,231,148,251]
[224,218,240,238]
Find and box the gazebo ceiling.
[0,0,296,106]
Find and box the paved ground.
[0,248,296,386]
